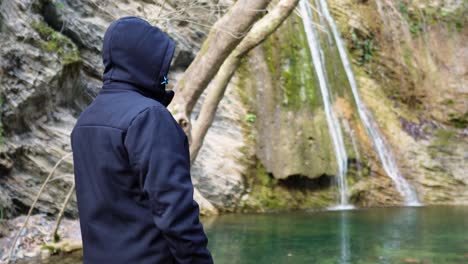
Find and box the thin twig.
[6,152,73,264]
[50,181,75,242]
[49,174,74,182]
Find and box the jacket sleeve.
[124,106,213,264]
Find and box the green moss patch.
[428,129,458,157]
[448,112,468,129]
[31,20,81,65]
[262,15,319,110]
[351,30,374,65]
[398,0,467,35]
[240,160,335,212]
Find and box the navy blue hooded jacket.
[71,17,213,264]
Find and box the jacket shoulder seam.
[127,104,165,130]
[124,105,165,173]
[74,124,125,131]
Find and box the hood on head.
[101,16,176,106]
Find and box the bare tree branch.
[6,152,73,264]
[190,0,301,163]
[50,181,75,243]
[169,0,271,137]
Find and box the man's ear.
[162,90,175,107]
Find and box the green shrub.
[245,113,256,123]
[351,31,374,65]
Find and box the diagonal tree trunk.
[168,0,300,214]
[189,0,301,163]
[170,0,271,138]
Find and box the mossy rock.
[240,160,335,212]
[262,14,319,111]
[31,20,81,65]
[41,239,83,254]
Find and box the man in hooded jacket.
[71,16,213,264]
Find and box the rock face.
[252,16,337,181]
[0,0,466,220]
[0,0,83,218]
[0,0,230,217]
[327,0,468,204]
[190,72,249,212]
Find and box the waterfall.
[299,1,352,209]
[301,0,421,205]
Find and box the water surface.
[14,206,468,264]
[204,206,468,264]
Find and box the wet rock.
[249,16,337,181]
[329,0,468,205]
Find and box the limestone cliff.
[325,0,467,204]
[0,0,229,217]
[0,0,466,220]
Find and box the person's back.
[71,17,213,264]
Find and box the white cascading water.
[299,1,352,209]
[315,0,421,205]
